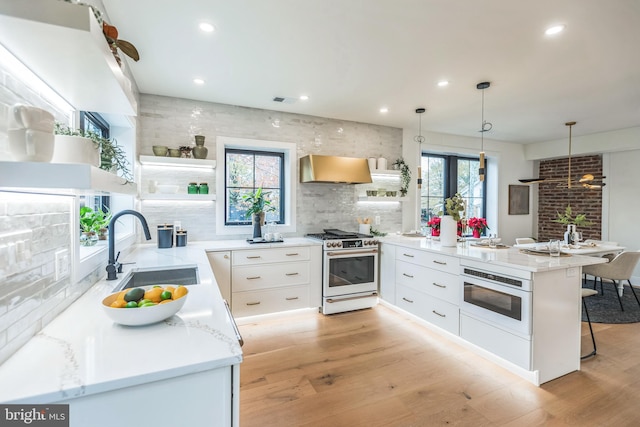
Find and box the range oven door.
[323,248,378,297]
[460,275,532,337]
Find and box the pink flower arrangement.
[467,217,489,238]
[427,217,441,236]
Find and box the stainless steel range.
[306,229,379,314]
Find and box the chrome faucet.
[106,209,152,281]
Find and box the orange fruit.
[159,299,173,304]
[164,286,175,293]
[143,287,164,303]
[110,300,127,308]
[115,290,128,302]
[173,286,188,300]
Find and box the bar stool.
[581,288,598,359]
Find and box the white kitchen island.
[380,236,609,386]
[0,239,315,427]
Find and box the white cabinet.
[379,243,396,303]
[393,246,460,335]
[207,251,231,302]
[59,365,239,427]
[207,245,322,317]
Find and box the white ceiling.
[101,0,640,143]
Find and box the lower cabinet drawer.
[232,285,309,317]
[396,284,459,335]
[233,262,310,291]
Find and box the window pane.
[420,156,445,225]
[225,148,284,225]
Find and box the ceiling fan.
[519,121,606,188]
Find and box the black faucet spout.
[107,209,152,280]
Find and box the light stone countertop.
[380,235,609,272]
[0,237,321,404]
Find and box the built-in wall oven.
[460,266,532,338]
[306,229,379,315]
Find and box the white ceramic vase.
[440,215,458,247]
[52,135,100,167]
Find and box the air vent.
[272,96,296,104]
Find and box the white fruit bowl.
[102,285,189,326]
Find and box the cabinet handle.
[402,297,414,303]
[247,276,261,280]
[432,282,446,288]
[246,301,261,306]
[246,256,261,259]
[433,260,447,265]
[224,254,229,259]
[285,272,299,276]
[402,253,415,258]
[432,310,446,318]
[286,253,299,256]
[402,273,414,278]
[285,297,299,301]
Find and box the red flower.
[427,216,441,230]
[467,217,488,232]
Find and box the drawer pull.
[402,297,414,303]
[246,256,261,259]
[402,253,415,258]
[246,301,261,306]
[285,272,299,276]
[224,254,229,259]
[285,297,299,301]
[433,260,447,265]
[432,282,446,288]
[247,276,261,280]
[402,273,414,278]
[286,253,299,256]
[432,310,446,318]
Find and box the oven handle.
[326,249,378,257]
[326,292,378,303]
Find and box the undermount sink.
[116,266,199,291]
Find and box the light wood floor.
[237,304,640,427]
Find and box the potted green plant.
[392,158,411,197]
[54,123,132,182]
[80,206,112,246]
[242,188,275,238]
[553,205,593,244]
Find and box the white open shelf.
[0,0,136,116]
[0,162,136,195]
[140,194,216,201]
[370,169,401,177]
[357,196,407,202]
[139,155,216,169]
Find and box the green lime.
[153,285,162,288]
[160,291,172,301]
[137,299,152,307]
[124,288,145,302]
[140,302,157,307]
[125,301,138,308]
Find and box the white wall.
[401,128,534,245]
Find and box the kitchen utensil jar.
[157,224,174,248]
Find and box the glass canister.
[188,182,199,194]
[198,182,209,194]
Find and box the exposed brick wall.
[537,155,602,242]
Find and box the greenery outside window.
[225,148,284,225]
[420,153,486,231]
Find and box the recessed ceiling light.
[545,25,565,35]
[437,80,449,87]
[299,95,309,101]
[199,22,215,32]
[193,78,205,85]
[379,107,389,113]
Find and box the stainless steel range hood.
[299,155,372,184]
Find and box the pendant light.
[414,108,426,143]
[414,108,426,190]
[477,82,492,182]
[519,122,605,188]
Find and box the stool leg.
[612,280,624,311]
[581,297,597,359]
[627,280,640,309]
